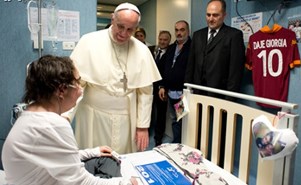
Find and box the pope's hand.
[135,128,149,151]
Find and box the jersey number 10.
[257,49,283,77]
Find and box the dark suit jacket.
[153,47,168,95]
[185,23,245,99]
[148,45,156,58]
[162,37,192,91]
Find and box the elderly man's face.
[206,1,226,30]
[175,22,189,44]
[158,33,171,49]
[111,10,139,44]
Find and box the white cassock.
[69,27,161,154]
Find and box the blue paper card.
[135,160,191,185]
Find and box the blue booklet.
[135,160,191,185]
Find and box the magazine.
[174,96,189,122]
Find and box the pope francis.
[68,3,161,154]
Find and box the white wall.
[139,0,157,45]
[156,0,191,43]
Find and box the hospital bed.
[181,83,299,185]
[0,83,298,185]
[121,84,298,185]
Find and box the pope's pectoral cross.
[120,72,128,92]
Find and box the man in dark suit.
[184,0,245,167]
[159,20,191,144]
[185,0,245,99]
[151,31,171,146]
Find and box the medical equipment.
[47,0,58,50]
[27,0,59,55]
[11,103,27,125]
[27,0,40,34]
[27,0,42,57]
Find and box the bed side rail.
[181,84,299,185]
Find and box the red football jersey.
[246,24,300,108]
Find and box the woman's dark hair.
[23,55,76,104]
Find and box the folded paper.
[252,115,299,160]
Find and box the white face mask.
[68,84,84,105]
[76,95,83,104]
[79,86,84,95]
[76,87,84,103]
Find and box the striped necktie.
[155,49,162,63]
[207,29,216,45]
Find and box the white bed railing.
[184,83,298,112]
[181,83,299,185]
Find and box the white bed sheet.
[120,150,247,185]
[0,151,247,185]
[0,170,6,185]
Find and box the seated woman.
[2,55,137,185]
